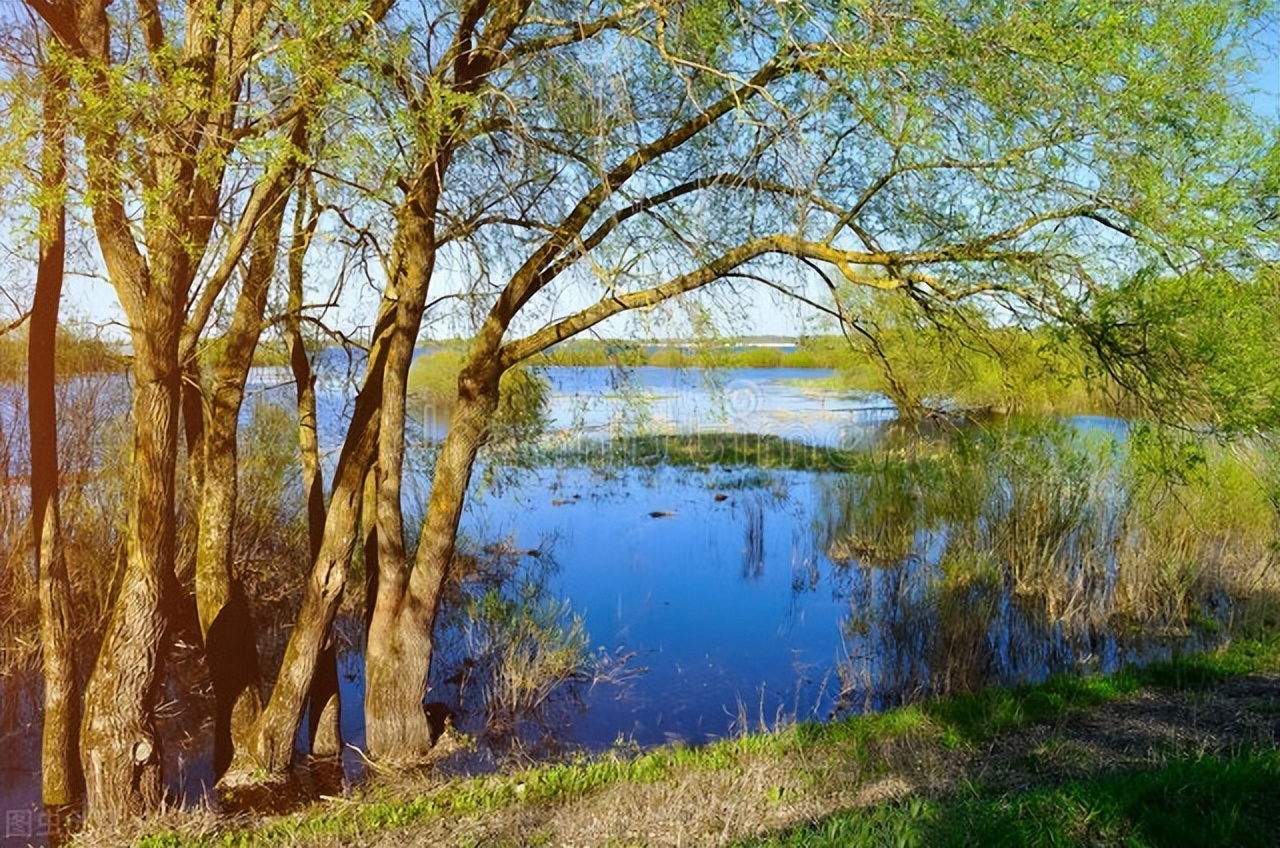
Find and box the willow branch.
[492,48,804,324]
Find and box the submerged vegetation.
[821,419,1280,707]
[547,432,868,472]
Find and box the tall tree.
[18,0,1270,805]
[374,0,1277,763]
[185,124,303,777]
[25,0,311,820]
[28,42,81,810]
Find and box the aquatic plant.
[822,418,1280,707]
[463,590,591,739]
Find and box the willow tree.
[28,43,81,810]
[224,0,558,779]
[20,0,361,821]
[223,0,1275,777]
[174,2,392,773]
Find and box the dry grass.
[244,733,949,848]
[105,664,1280,848]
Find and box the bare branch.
[0,310,32,337]
[508,4,649,60]
[181,143,305,359]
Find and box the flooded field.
[1,363,1260,840]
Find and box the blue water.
[448,466,845,747]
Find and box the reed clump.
[1114,436,1279,631]
[822,418,1280,704]
[431,538,601,749]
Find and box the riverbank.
[117,633,1280,848]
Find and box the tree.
[232,0,1277,775]
[13,0,1274,816]
[22,0,339,820]
[29,40,81,811]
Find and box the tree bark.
[197,123,318,775]
[285,183,343,758]
[363,199,440,760]
[286,181,326,563]
[30,55,81,809]
[222,347,386,783]
[79,321,179,820]
[367,350,501,761]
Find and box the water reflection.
[821,418,1227,713]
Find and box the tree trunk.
[360,198,445,761]
[285,184,343,759]
[306,638,342,757]
[222,356,385,783]
[223,489,363,781]
[199,411,265,777]
[79,327,179,821]
[194,158,298,775]
[366,354,501,761]
[286,182,326,562]
[177,356,206,589]
[361,468,379,634]
[30,57,81,809]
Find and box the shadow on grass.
[920,634,1280,747]
[738,750,1280,848]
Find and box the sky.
[25,20,1280,345]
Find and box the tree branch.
[491,47,806,325]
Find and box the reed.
[821,418,1280,705]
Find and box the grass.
[923,634,1280,747]
[122,633,1280,848]
[133,743,767,848]
[545,433,869,472]
[922,674,1142,747]
[740,751,1280,848]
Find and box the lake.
[314,366,1198,764]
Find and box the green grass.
[740,751,1280,848]
[547,433,869,472]
[923,674,1141,747]
[788,704,931,750]
[132,635,1280,848]
[1130,634,1280,689]
[921,634,1280,747]
[135,741,766,848]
